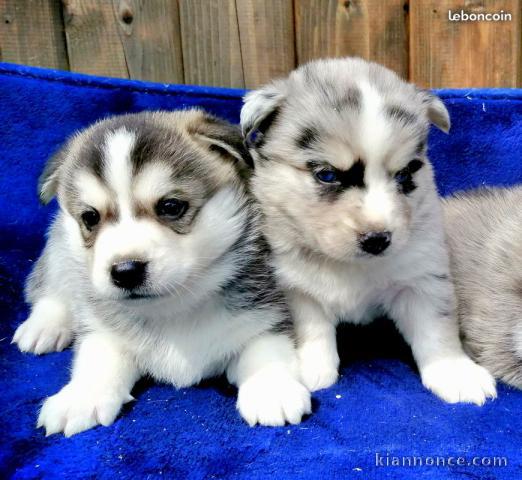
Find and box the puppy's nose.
[111,260,147,290]
[359,231,392,255]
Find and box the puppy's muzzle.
[358,231,392,255]
[111,260,147,291]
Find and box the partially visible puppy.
[444,186,522,389]
[241,57,496,405]
[12,110,311,436]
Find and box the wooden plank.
[410,0,521,88]
[114,0,184,83]
[179,0,243,87]
[0,0,69,70]
[62,0,128,78]
[237,0,295,88]
[295,0,408,79]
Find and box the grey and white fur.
[12,110,311,436]
[241,57,496,404]
[444,186,522,389]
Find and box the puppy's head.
[241,57,450,262]
[41,110,251,303]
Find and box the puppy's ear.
[192,113,254,169]
[420,91,451,133]
[38,145,68,204]
[240,81,286,146]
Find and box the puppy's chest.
[130,302,269,388]
[279,256,404,322]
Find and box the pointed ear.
[240,81,286,146]
[38,145,68,204]
[420,91,451,133]
[192,113,254,169]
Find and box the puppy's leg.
[389,283,496,405]
[38,331,140,436]
[290,291,339,392]
[14,227,74,354]
[13,297,73,354]
[227,332,311,427]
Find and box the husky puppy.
[12,110,311,436]
[241,57,496,404]
[444,187,522,389]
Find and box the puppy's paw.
[421,356,497,406]
[37,384,133,437]
[298,341,339,392]
[13,298,72,354]
[237,372,311,427]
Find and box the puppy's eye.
[81,208,100,231]
[394,169,410,185]
[314,168,338,184]
[155,198,188,220]
[395,159,424,194]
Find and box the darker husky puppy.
[13,110,311,436]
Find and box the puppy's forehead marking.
[357,81,389,162]
[296,127,320,150]
[386,105,419,128]
[134,161,174,204]
[76,170,110,210]
[333,87,361,112]
[104,128,136,217]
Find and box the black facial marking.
[309,159,365,198]
[296,127,320,150]
[387,105,418,127]
[342,160,365,188]
[395,159,424,195]
[408,159,424,174]
[333,87,361,112]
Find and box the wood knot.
[121,9,133,24]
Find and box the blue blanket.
[0,63,521,480]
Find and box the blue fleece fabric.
[0,63,521,480]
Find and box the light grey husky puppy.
[12,110,311,436]
[241,57,496,405]
[444,187,522,389]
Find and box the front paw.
[421,356,497,405]
[37,384,133,437]
[298,341,339,392]
[13,299,72,354]
[237,372,311,427]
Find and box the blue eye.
[394,170,410,185]
[315,169,338,183]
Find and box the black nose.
[359,231,392,255]
[110,261,147,290]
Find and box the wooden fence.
[1,0,521,88]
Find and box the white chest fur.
[113,299,275,388]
